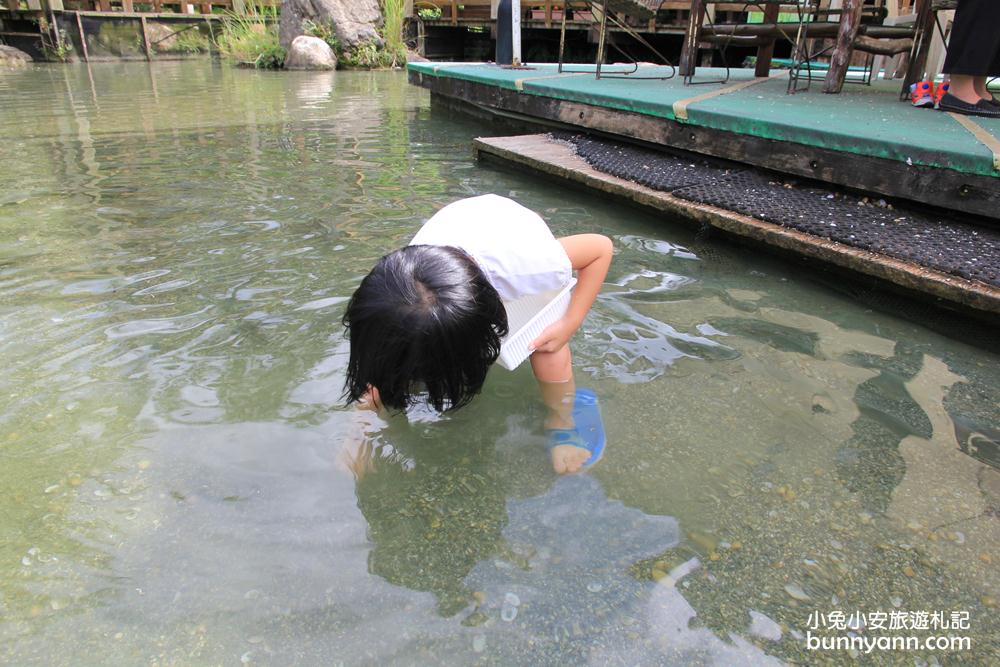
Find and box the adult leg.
[942,0,1000,103]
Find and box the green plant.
[302,18,339,52]
[254,42,286,69]
[339,38,391,68]
[171,28,210,54]
[214,3,284,68]
[380,0,407,67]
[417,4,442,20]
[40,26,73,62]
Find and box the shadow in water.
[837,341,932,514]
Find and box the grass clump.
[339,38,392,68]
[40,26,74,62]
[306,9,405,70]
[380,0,407,67]
[215,4,285,69]
[337,0,407,70]
[171,28,211,54]
[302,18,339,52]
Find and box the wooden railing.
[10,0,279,14]
[412,1,817,27]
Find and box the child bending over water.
[343,194,613,474]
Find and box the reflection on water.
[1,62,999,665]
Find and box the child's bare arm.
[530,234,613,354]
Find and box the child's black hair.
[343,244,509,412]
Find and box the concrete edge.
[472,134,1000,322]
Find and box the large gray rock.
[284,35,337,70]
[0,45,32,68]
[279,0,383,51]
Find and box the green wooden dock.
[407,62,999,221]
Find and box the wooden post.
[753,2,779,77]
[901,0,933,97]
[140,15,152,60]
[122,0,133,10]
[823,0,863,93]
[199,2,211,13]
[679,0,706,78]
[75,10,89,61]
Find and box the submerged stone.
[748,610,782,642]
[784,583,810,601]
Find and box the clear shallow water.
[1,61,998,666]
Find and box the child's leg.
[531,345,573,427]
[531,346,591,474]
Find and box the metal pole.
[511,0,521,66]
[558,0,568,72]
[595,0,608,79]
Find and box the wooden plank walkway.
[474,133,1000,320]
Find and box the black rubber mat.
[673,172,1000,286]
[552,132,742,191]
[557,132,1000,288]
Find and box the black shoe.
[986,95,1000,108]
[937,92,1000,118]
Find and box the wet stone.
[748,610,783,642]
[785,583,811,601]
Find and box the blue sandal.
[546,388,606,469]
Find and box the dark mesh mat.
[673,172,1000,286]
[555,132,1000,288]
[551,132,742,191]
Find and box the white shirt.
[409,194,572,301]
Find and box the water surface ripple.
[1,62,998,666]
